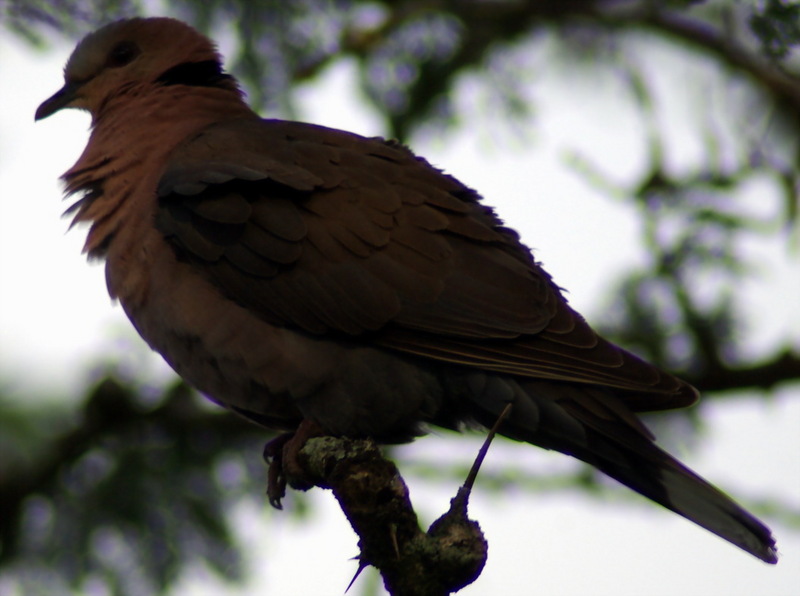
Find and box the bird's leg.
[263,419,325,509]
[263,433,291,509]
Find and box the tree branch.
[290,436,487,596]
[638,10,800,109]
[688,348,800,395]
[0,378,261,564]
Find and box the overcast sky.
[1,25,798,596]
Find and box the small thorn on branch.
[277,435,491,595]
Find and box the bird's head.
[35,17,232,121]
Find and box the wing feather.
[157,118,697,411]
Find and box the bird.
[36,17,777,564]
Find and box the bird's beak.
[35,80,83,121]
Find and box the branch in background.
[293,1,800,137]
[0,377,265,585]
[639,10,800,109]
[689,348,800,395]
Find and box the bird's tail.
[464,375,778,563]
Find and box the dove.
[36,17,777,563]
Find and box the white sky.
[1,24,799,596]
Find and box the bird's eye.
[107,41,140,68]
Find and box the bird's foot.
[263,419,324,509]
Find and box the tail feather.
[467,376,778,563]
[573,427,778,564]
[653,462,777,563]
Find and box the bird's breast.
[104,225,446,438]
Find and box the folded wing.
[157,118,698,412]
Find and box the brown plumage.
[36,17,777,563]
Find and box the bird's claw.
[263,420,325,509]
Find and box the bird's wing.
[156,118,697,411]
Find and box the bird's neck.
[63,85,258,257]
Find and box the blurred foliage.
[751,0,800,59]
[0,377,273,595]
[1,0,799,595]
